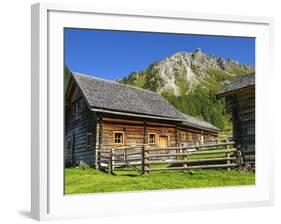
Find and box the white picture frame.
[31,2,274,221]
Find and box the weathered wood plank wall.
[177,128,218,146]
[227,89,255,165]
[64,92,97,167]
[65,108,219,167]
[100,117,178,150]
[99,116,217,151]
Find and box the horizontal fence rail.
[96,141,243,174]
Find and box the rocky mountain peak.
[119,50,254,96]
[192,48,203,57]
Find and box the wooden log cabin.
[217,73,255,167]
[64,72,220,167]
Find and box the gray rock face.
[217,57,227,70]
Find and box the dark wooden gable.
[64,76,97,167]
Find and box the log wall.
[64,92,97,167]
[177,128,218,146]
[64,106,219,167]
[99,116,218,151]
[100,117,178,150]
[227,88,255,165]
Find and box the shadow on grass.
[119,174,139,177]
[98,167,141,177]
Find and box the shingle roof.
[218,73,255,96]
[71,72,220,132]
[180,113,220,132]
[72,72,185,120]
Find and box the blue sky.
[64,28,255,80]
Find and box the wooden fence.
[97,142,243,174]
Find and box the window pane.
[149,134,155,144]
[115,133,123,144]
[67,140,71,150]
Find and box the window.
[72,102,77,114]
[86,133,92,147]
[148,133,156,144]
[196,134,201,143]
[72,100,82,120]
[182,133,186,141]
[66,138,72,152]
[200,135,204,144]
[188,133,192,141]
[114,131,124,144]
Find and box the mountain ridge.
[118,49,254,130]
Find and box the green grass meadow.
[64,167,255,194]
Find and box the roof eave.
[91,108,184,122]
[217,85,255,97]
[179,122,220,133]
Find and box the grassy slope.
[65,167,255,194]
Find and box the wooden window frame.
[66,138,72,153]
[113,131,125,145]
[148,133,157,145]
[200,135,204,144]
[86,132,92,147]
[181,133,186,141]
[188,133,192,141]
[196,134,201,143]
[72,99,82,120]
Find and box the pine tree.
[64,65,71,92]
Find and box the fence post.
[141,144,149,174]
[226,140,230,171]
[144,144,149,174]
[97,150,101,170]
[141,145,145,174]
[112,148,115,171]
[236,150,243,167]
[183,147,187,168]
[108,149,113,174]
[196,142,199,151]
[123,149,127,164]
